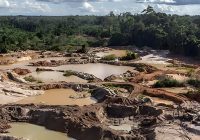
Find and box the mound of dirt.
[13,68,31,76]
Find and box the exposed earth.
[0,47,199,140]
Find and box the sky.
[0,0,200,16]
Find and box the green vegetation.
[63,70,75,77]
[187,79,200,88]
[103,83,134,93]
[137,94,146,100]
[186,68,195,77]
[120,51,138,60]
[24,76,42,83]
[102,54,117,61]
[76,45,88,53]
[153,78,183,88]
[0,6,200,58]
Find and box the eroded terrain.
[0,47,199,140]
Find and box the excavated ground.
[0,48,199,140]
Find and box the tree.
[142,6,155,14]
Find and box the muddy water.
[109,124,132,132]
[135,51,172,70]
[0,56,134,80]
[22,63,134,80]
[53,63,134,80]
[7,123,74,140]
[29,71,87,83]
[17,89,96,106]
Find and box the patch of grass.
[102,54,117,61]
[137,94,146,100]
[153,78,183,88]
[63,70,75,77]
[187,68,195,77]
[187,79,200,88]
[24,76,43,83]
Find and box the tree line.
[0,6,200,58]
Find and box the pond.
[7,123,74,140]
[17,89,97,106]
[52,63,134,80]
[28,71,87,83]
[0,57,134,80]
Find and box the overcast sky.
[0,0,200,15]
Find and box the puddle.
[52,63,134,80]
[109,124,132,132]
[28,71,87,83]
[17,89,96,106]
[0,56,134,80]
[7,123,74,140]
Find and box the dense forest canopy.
[0,6,200,58]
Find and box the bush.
[102,54,117,61]
[187,79,200,88]
[24,76,42,83]
[108,33,129,46]
[153,78,183,88]
[76,45,88,53]
[67,35,88,46]
[0,46,8,54]
[63,70,75,77]
[120,51,138,60]
[187,68,195,77]
[87,39,106,47]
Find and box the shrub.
[120,51,138,60]
[102,54,117,61]
[87,39,106,47]
[153,78,183,88]
[0,46,8,54]
[187,68,195,77]
[63,70,75,77]
[24,76,42,83]
[187,79,200,88]
[76,45,88,53]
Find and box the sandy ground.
[96,50,127,58]
[155,124,200,140]
[142,80,158,86]
[166,74,189,82]
[0,94,24,104]
[159,87,193,94]
[151,97,174,105]
[0,81,44,105]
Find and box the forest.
[0,6,200,58]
